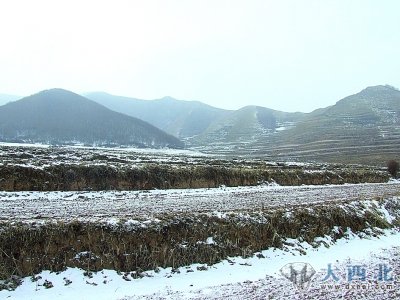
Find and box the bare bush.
[387,160,399,178]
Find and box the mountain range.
[84,92,230,138]
[0,89,184,148]
[0,85,399,165]
[86,85,400,165]
[84,92,304,140]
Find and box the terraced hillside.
[192,85,400,166]
[86,85,399,166]
[187,106,303,153]
[260,85,400,165]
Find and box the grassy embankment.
[1,197,399,290]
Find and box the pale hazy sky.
[0,0,399,112]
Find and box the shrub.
[387,160,399,178]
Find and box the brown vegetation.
[1,198,398,286]
[387,159,399,178]
[0,164,389,192]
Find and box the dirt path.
[1,182,399,222]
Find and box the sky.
[0,0,399,112]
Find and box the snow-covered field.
[0,143,211,169]
[1,228,399,299]
[1,143,399,299]
[1,182,399,223]
[1,182,399,299]
[0,142,383,171]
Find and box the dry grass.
[0,164,389,191]
[0,198,397,286]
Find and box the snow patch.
[2,229,400,300]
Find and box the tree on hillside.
[387,160,399,178]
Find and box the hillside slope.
[85,92,230,138]
[0,94,21,106]
[86,92,305,152]
[188,105,305,152]
[254,85,400,165]
[0,89,184,148]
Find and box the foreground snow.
[1,228,399,300]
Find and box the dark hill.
[0,89,184,148]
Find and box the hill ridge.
[0,89,184,148]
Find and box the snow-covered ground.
[0,142,384,172]
[1,182,399,223]
[1,228,399,300]
[1,183,399,298]
[0,142,207,156]
[0,143,398,299]
[0,142,211,170]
